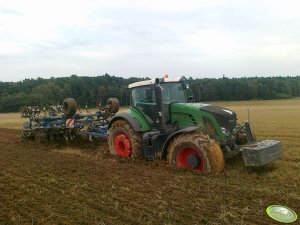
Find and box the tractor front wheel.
[167,132,225,174]
[108,120,143,158]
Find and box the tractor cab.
[129,76,193,130]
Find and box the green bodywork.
[113,79,233,147]
[125,106,152,131]
[121,102,228,142]
[170,103,227,141]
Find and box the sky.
[1,0,300,82]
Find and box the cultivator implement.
[21,98,119,142]
[20,106,41,118]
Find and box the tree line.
[190,75,300,102]
[0,74,300,112]
[0,74,145,112]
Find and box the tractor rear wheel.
[108,120,143,158]
[167,132,225,174]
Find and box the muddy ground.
[0,128,299,225]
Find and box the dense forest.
[0,74,300,112]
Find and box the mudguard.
[108,112,142,132]
[160,126,200,160]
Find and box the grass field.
[0,98,299,224]
[0,113,27,130]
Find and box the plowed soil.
[0,128,299,225]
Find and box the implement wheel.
[107,98,120,113]
[108,120,142,158]
[63,98,77,119]
[167,132,225,174]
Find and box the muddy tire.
[107,98,120,113]
[63,98,77,119]
[108,119,142,158]
[167,132,225,174]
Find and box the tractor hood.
[170,103,237,132]
[200,105,237,132]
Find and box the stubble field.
[0,98,299,225]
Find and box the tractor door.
[131,87,158,126]
[161,83,187,123]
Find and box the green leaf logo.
[266,205,298,223]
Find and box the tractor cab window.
[131,87,155,106]
[161,83,187,103]
[131,87,157,124]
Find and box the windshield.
[161,83,187,103]
[131,82,193,106]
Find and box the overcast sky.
[1,0,300,82]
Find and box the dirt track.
[0,128,299,225]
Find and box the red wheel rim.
[176,147,204,172]
[113,133,132,157]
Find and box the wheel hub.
[176,147,204,171]
[187,154,200,169]
[114,133,132,157]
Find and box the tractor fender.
[108,112,142,132]
[160,126,200,160]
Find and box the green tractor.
[108,76,282,173]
